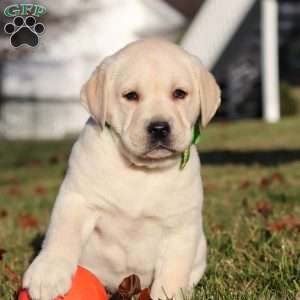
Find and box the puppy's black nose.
[147,121,170,139]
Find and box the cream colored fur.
[23,39,221,300]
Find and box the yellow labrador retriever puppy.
[23,39,221,300]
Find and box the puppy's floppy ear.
[191,56,221,127]
[199,67,221,127]
[80,56,113,129]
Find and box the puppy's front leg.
[23,190,98,300]
[151,224,201,300]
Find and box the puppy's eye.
[123,91,139,101]
[173,89,187,100]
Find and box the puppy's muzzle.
[147,121,170,141]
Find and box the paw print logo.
[4,16,45,48]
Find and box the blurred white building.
[0,0,291,139]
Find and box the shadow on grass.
[29,233,45,261]
[199,149,300,166]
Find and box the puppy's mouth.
[142,143,177,159]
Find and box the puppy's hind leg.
[150,224,200,300]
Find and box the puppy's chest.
[95,172,198,220]
[94,212,164,272]
[92,175,198,246]
[96,212,164,244]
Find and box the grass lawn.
[0,117,300,300]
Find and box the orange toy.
[18,266,108,300]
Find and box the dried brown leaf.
[7,177,19,184]
[49,155,60,165]
[118,274,141,299]
[210,224,224,232]
[28,159,41,167]
[266,214,300,232]
[4,264,21,285]
[239,180,251,189]
[203,183,217,192]
[8,185,21,196]
[271,172,285,184]
[0,248,6,261]
[0,209,8,218]
[259,177,271,188]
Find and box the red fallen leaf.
[266,214,300,232]
[280,214,300,230]
[239,180,251,189]
[203,183,217,192]
[0,248,6,261]
[8,185,21,196]
[139,288,152,300]
[20,213,39,229]
[210,224,224,232]
[7,176,19,184]
[255,201,272,218]
[266,222,285,232]
[28,159,41,167]
[4,264,21,285]
[0,209,8,218]
[220,121,230,128]
[49,155,60,165]
[271,172,285,183]
[34,185,47,195]
[260,177,271,188]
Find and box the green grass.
[1,117,300,300]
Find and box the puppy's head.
[81,39,221,168]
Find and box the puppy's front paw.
[23,253,75,300]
